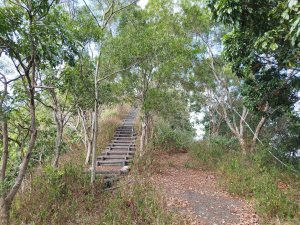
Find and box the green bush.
[153,120,194,152]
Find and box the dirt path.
[150,152,259,225]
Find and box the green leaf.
[262,41,268,49]
[282,10,290,20]
[270,43,278,51]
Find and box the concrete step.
[107,146,135,150]
[102,151,135,155]
[109,143,136,146]
[114,134,136,139]
[97,159,132,166]
[107,143,136,147]
[97,155,133,160]
[113,140,136,143]
[115,130,133,133]
[114,137,136,140]
[114,136,136,138]
[117,125,133,128]
[115,132,136,135]
[105,149,135,153]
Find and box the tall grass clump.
[100,175,178,225]
[11,163,103,224]
[98,104,131,155]
[190,136,300,224]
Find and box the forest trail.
[151,152,259,225]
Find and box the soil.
[150,152,260,225]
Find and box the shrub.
[153,120,194,152]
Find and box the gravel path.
[150,152,260,225]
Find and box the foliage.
[106,0,196,109]
[153,119,194,152]
[0,3,78,68]
[206,0,300,116]
[153,120,194,151]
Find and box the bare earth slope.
[150,152,259,225]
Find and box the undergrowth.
[11,163,103,224]
[153,119,194,152]
[190,137,300,224]
[11,104,174,224]
[100,175,177,225]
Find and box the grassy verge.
[189,138,300,224]
[100,175,177,225]
[11,163,103,224]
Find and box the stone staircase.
[96,108,138,177]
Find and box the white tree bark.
[91,61,99,184]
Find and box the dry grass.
[97,104,130,155]
[11,104,175,225]
[10,104,131,224]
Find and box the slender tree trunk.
[91,61,99,184]
[85,138,92,164]
[250,116,267,153]
[1,121,9,180]
[140,119,146,156]
[52,120,63,167]
[91,110,98,184]
[0,73,8,180]
[140,113,149,156]
[0,198,10,225]
[79,109,94,164]
[87,110,94,165]
[238,137,247,155]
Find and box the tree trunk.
[79,109,94,165]
[0,73,8,181]
[91,61,99,184]
[238,137,247,155]
[52,120,63,168]
[85,139,92,165]
[0,199,10,225]
[1,121,9,180]
[250,116,267,153]
[140,119,146,156]
[91,110,98,184]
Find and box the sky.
[138,0,148,9]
